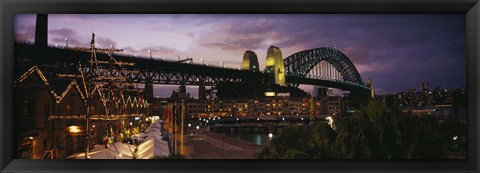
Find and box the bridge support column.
[35,14,48,49]
[34,14,48,63]
[144,81,154,100]
[179,85,187,98]
[198,84,206,99]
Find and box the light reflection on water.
[214,122,328,146]
[223,131,270,146]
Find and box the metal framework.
[15,42,367,91]
[284,47,365,87]
[15,42,264,86]
[81,66,248,86]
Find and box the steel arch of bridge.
[284,47,365,86]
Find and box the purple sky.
[14,14,466,97]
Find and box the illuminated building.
[13,64,149,159]
[241,50,259,72]
[421,82,430,93]
[181,96,344,118]
[265,46,286,86]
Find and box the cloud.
[230,37,265,50]
[187,32,195,38]
[49,28,76,37]
[201,42,241,50]
[122,46,137,53]
[121,46,177,57]
[197,19,281,51]
[226,19,277,36]
[51,37,83,46]
[140,46,176,54]
[14,25,35,42]
[97,37,117,47]
[48,27,88,47]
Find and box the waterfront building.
[14,65,149,159]
[421,82,430,94]
[164,95,345,119]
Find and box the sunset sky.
[14,14,466,97]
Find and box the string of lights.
[48,113,145,120]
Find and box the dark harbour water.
[225,132,270,146]
[212,122,329,147]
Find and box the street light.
[196,126,200,130]
[268,133,273,138]
[453,136,458,158]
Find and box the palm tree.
[333,113,371,159]
[258,125,311,159]
[405,115,443,159]
[307,122,338,159]
[258,100,453,159]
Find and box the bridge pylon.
[198,83,206,99]
[265,46,286,86]
[366,79,374,98]
[144,81,154,100]
[242,50,260,72]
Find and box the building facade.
[14,65,149,159]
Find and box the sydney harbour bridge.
[14,14,372,101]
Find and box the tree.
[306,123,338,159]
[258,100,453,159]
[257,125,310,159]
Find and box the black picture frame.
[1,0,479,173]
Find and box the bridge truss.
[15,42,369,92]
[283,47,367,89]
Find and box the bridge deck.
[14,42,369,92]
